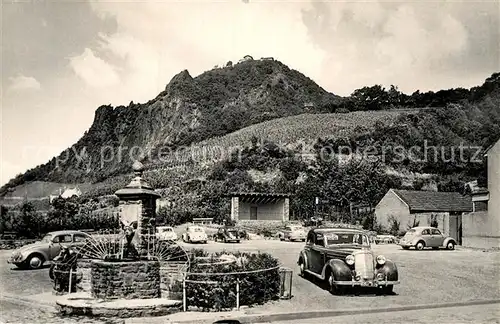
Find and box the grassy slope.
[2,109,418,200]
[149,109,418,167]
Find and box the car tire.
[382,285,394,295]
[298,259,306,277]
[27,254,44,270]
[446,242,455,250]
[326,271,343,295]
[415,241,425,250]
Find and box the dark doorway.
[250,207,258,220]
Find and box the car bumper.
[399,242,412,247]
[290,235,306,240]
[159,237,178,241]
[189,237,207,242]
[333,279,400,287]
[7,257,24,265]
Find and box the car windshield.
[325,233,370,246]
[40,234,52,243]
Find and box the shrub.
[185,251,280,311]
[388,215,401,237]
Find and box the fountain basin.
[91,259,161,300]
[56,292,182,318]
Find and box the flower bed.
[185,250,280,311]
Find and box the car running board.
[305,269,324,280]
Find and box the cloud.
[301,1,498,95]
[85,1,327,104]
[69,48,120,88]
[8,75,41,92]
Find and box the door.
[72,233,90,253]
[250,207,258,220]
[310,233,325,274]
[49,234,72,260]
[420,229,432,247]
[304,232,315,271]
[430,228,445,246]
[448,214,461,244]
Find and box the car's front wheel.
[27,254,44,270]
[298,259,306,277]
[415,241,425,250]
[326,271,343,295]
[446,241,455,250]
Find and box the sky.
[1,0,499,187]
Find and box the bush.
[185,251,280,311]
[388,215,401,237]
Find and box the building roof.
[228,192,291,204]
[229,192,291,198]
[60,187,82,198]
[484,138,500,156]
[392,189,472,213]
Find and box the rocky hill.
[1,58,341,191]
[1,57,499,199]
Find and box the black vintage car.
[297,228,399,295]
[214,227,241,243]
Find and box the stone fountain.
[56,162,183,317]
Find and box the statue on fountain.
[121,220,140,260]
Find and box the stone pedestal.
[91,260,161,300]
[114,161,161,260]
[159,261,186,300]
[77,258,92,292]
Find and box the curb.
[126,299,500,324]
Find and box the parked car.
[214,227,240,243]
[182,226,208,244]
[297,228,400,295]
[156,226,178,241]
[399,226,457,250]
[303,217,323,227]
[375,235,397,244]
[7,230,91,270]
[278,225,306,242]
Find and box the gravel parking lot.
[1,239,499,323]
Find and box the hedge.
[185,251,280,311]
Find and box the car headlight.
[376,255,386,265]
[345,255,355,265]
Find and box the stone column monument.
[114,161,161,259]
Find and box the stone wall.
[463,211,500,249]
[91,260,161,299]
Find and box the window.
[53,234,72,243]
[431,229,442,235]
[421,229,430,235]
[315,233,325,246]
[73,234,88,242]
